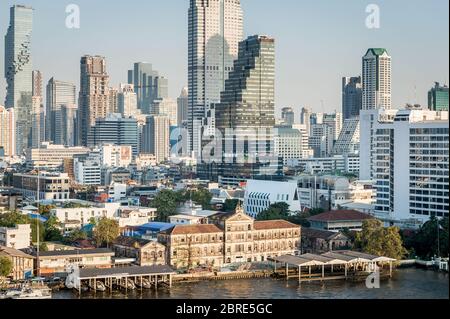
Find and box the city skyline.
[0,0,448,118]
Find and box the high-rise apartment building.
[128,63,168,114]
[323,112,343,141]
[61,104,78,147]
[177,87,189,127]
[0,105,16,157]
[142,115,170,164]
[46,78,77,145]
[362,48,392,110]
[108,87,119,114]
[342,76,362,120]
[4,5,33,154]
[428,82,449,111]
[78,55,110,146]
[360,109,449,224]
[188,0,243,156]
[332,118,360,156]
[151,98,178,126]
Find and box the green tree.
[151,190,181,222]
[257,203,290,221]
[191,189,213,209]
[38,205,56,218]
[355,219,407,260]
[309,208,325,216]
[65,228,88,244]
[44,216,63,242]
[0,256,13,277]
[223,199,240,213]
[0,211,30,227]
[93,218,120,248]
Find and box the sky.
[0,0,449,117]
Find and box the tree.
[191,189,213,209]
[0,256,13,278]
[151,190,181,222]
[223,199,239,213]
[403,217,449,259]
[0,211,29,227]
[309,208,325,216]
[44,216,63,242]
[257,203,290,221]
[65,228,88,244]
[355,219,407,260]
[93,218,120,248]
[38,205,56,218]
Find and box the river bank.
[52,267,448,299]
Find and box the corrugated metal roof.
[78,265,175,279]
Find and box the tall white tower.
[362,48,392,110]
[188,0,243,157]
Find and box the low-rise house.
[117,208,157,228]
[35,248,114,277]
[169,214,206,225]
[112,236,166,266]
[0,246,34,280]
[308,210,374,232]
[301,228,351,254]
[0,224,31,250]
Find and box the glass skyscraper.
[342,76,362,120]
[4,5,33,154]
[428,82,449,111]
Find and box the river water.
[53,268,448,299]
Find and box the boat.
[134,278,152,289]
[1,285,52,299]
[118,278,136,290]
[89,280,106,292]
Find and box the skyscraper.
[118,84,139,117]
[281,107,295,126]
[428,82,449,111]
[4,5,33,154]
[78,55,110,146]
[61,104,78,147]
[128,62,168,114]
[0,105,15,157]
[209,35,280,185]
[362,48,392,110]
[151,98,178,126]
[31,70,44,148]
[177,87,189,127]
[46,78,77,145]
[342,76,362,120]
[188,0,243,156]
[142,115,170,164]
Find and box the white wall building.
[100,144,133,168]
[26,142,90,169]
[360,108,449,224]
[0,224,31,250]
[0,105,15,157]
[274,126,303,165]
[333,118,360,156]
[74,152,102,186]
[118,83,139,118]
[152,98,178,127]
[244,179,301,218]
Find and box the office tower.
[109,87,119,113]
[292,124,314,159]
[4,5,33,154]
[323,112,343,141]
[128,62,168,114]
[0,105,16,157]
[177,87,189,127]
[46,78,77,144]
[332,118,360,156]
[142,115,170,164]
[211,35,280,184]
[151,98,178,126]
[61,104,78,147]
[188,0,244,156]
[31,70,44,148]
[281,107,295,125]
[74,151,102,186]
[78,55,110,146]
[118,84,139,117]
[428,82,449,111]
[87,113,139,157]
[360,108,449,223]
[300,107,312,135]
[362,48,392,110]
[342,76,362,120]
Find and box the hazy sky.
[0,0,449,117]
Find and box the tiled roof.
[165,224,223,235]
[253,220,300,230]
[308,210,374,222]
[0,246,34,259]
[301,228,343,240]
[113,236,151,248]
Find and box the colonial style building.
[0,246,34,280]
[158,205,301,269]
[113,236,166,266]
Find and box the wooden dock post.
[322,265,325,280]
